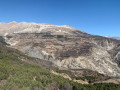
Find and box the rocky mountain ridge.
[106,36,120,40]
[1,22,120,77]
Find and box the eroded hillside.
[1,22,120,77]
[1,35,120,90]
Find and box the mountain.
[106,36,120,40]
[1,31,120,90]
[1,22,120,78]
[112,37,120,40]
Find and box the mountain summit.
[0,22,84,35]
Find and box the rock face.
[0,22,120,77]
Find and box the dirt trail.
[51,70,89,84]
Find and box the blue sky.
[0,0,120,36]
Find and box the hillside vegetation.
[0,39,120,90]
